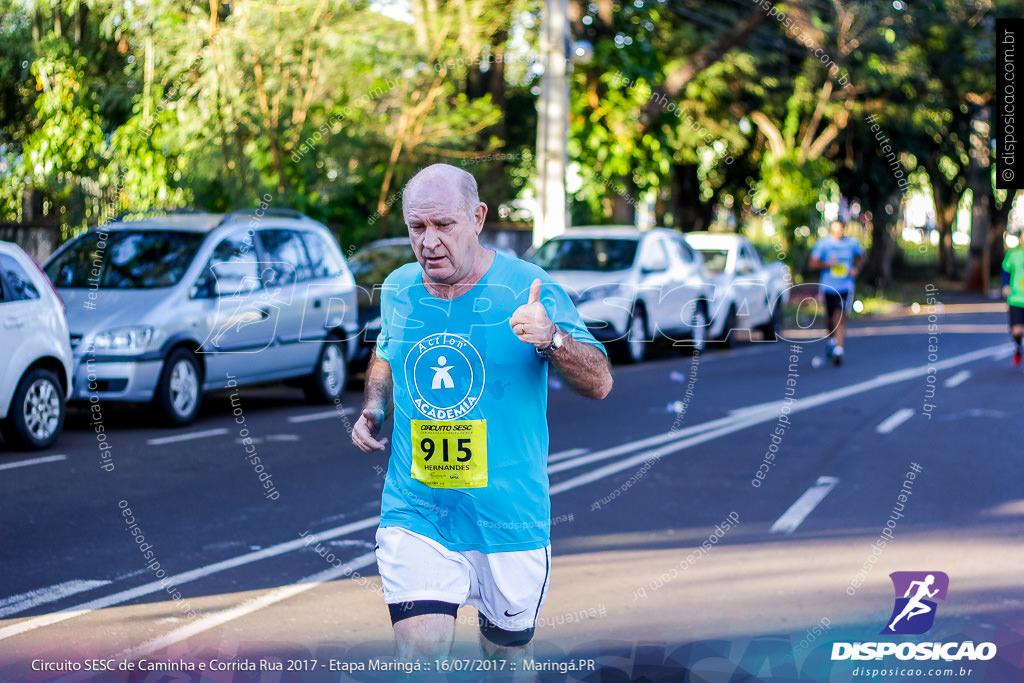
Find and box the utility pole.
[534,0,570,247]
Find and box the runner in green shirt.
[1002,242,1024,366]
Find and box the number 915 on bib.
[410,420,488,489]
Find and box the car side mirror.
[190,272,215,299]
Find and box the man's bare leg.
[394,614,455,660]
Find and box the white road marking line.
[548,404,778,476]
[0,516,379,643]
[0,580,111,618]
[550,344,1006,490]
[287,408,354,423]
[770,476,840,534]
[119,552,377,659]
[0,454,67,471]
[146,428,228,446]
[232,434,301,445]
[943,370,971,388]
[547,448,589,464]
[876,408,915,434]
[993,347,1015,360]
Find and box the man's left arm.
[545,334,613,400]
[510,278,613,400]
[849,240,865,279]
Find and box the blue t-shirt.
[811,235,863,294]
[375,251,604,553]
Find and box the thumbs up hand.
[510,278,556,348]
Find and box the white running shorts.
[375,526,551,632]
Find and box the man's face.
[404,181,485,285]
[830,222,845,240]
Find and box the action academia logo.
[404,333,485,420]
[881,571,949,635]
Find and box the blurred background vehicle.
[686,232,791,346]
[347,238,517,371]
[0,241,72,450]
[528,226,711,363]
[44,210,358,426]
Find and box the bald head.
[403,164,480,222]
[401,163,490,286]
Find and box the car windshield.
[530,238,638,271]
[348,243,416,288]
[45,230,206,289]
[695,248,730,275]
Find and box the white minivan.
[45,210,359,425]
[0,242,73,450]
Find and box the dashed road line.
[876,408,915,434]
[287,408,354,423]
[770,476,840,534]
[0,454,67,471]
[146,429,229,446]
[943,370,971,388]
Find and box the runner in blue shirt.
[809,220,865,365]
[352,164,613,661]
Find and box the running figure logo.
[881,571,949,635]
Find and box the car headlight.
[575,284,624,305]
[92,326,154,354]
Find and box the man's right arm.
[352,348,393,452]
[808,243,825,271]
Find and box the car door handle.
[313,299,322,309]
[3,317,24,329]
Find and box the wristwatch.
[537,327,565,358]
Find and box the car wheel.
[155,348,203,426]
[1,368,65,450]
[715,305,738,348]
[305,337,347,403]
[623,305,649,364]
[758,298,783,342]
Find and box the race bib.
[830,262,849,278]
[410,420,488,489]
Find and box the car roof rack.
[217,208,313,226]
[106,208,208,224]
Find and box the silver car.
[44,210,358,425]
[0,241,73,450]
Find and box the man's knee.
[478,615,535,647]
[389,600,459,625]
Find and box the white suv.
[0,242,73,450]
[529,227,713,362]
[45,210,359,425]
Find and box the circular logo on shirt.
[405,333,485,420]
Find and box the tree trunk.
[925,159,959,279]
[610,177,635,224]
[965,106,991,293]
[861,205,893,289]
[670,163,712,231]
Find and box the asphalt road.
[0,301,1022,683]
